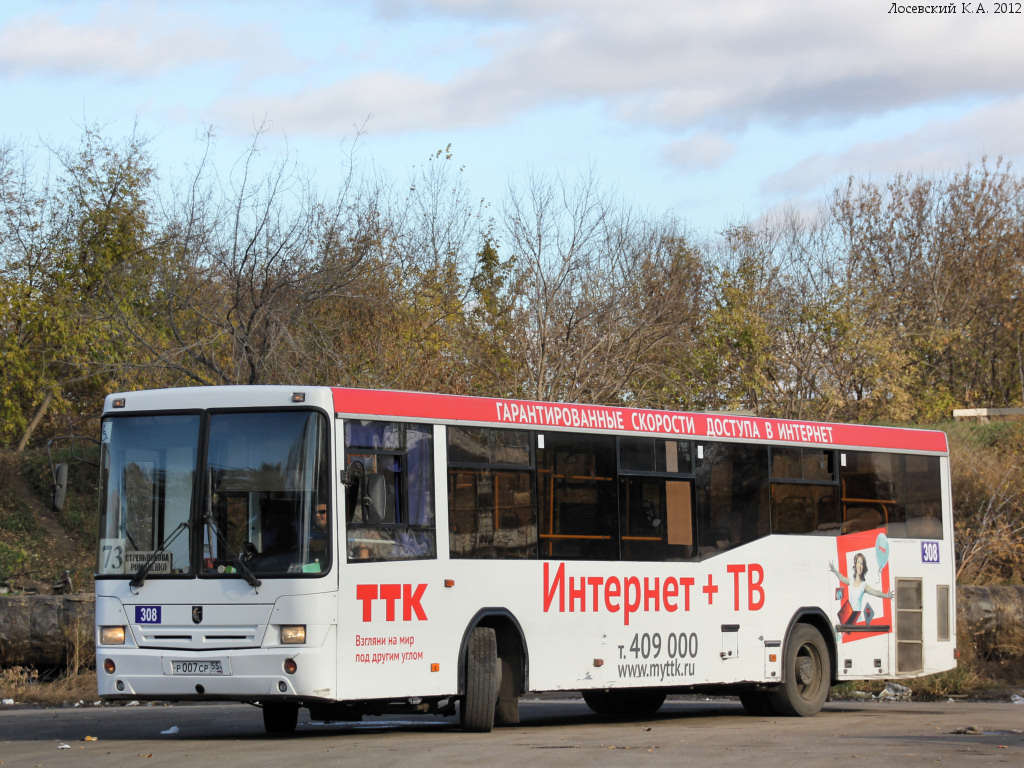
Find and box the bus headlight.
[100,626,126,645]
[280,625,306,644]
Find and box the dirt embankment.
[0,448,96,596]
[955,585,1024,689]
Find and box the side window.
[447,426,537,559]
[537,432,618,560]
[904,455,942,538]
[839,451,900,534]
[618,437,696,562]
[840,452,942,539]
[770,447,840,535]
[695,442,770,554]
[344,421,436,562]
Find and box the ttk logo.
[356,583,428,622]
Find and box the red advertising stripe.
[332,388,948,453]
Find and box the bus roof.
[331,387,948,454]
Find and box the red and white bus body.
[95,386,956,730]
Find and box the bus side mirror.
[52,462,68,512]
[363,474,389,523]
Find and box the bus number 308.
[623,632,698,660]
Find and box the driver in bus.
[310,503,329,557]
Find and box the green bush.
[0,489,40,535]
[0,540,31,582]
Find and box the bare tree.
[502,169,703,405]
[300,145,497,393]
[138,126,375,386]
[830,160,1024,421]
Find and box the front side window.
[203,410,331,576]
[98,414,201,577]
[345,421,436,562]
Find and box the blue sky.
[2,0,1021,235]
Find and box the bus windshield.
[97,410,331,579]
[98,414,201,577]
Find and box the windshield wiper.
[129,521,190,589]
[202,498,262,589]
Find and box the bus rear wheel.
[461,626,499,732]
[739,691,777,716]
[768,624,830,717]
[262,702,298,735]
[494,653,520,726]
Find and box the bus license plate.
[171,660,225,675]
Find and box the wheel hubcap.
[795,644,820,695]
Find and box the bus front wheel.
[768,624,830,716]
[461,626,499,732]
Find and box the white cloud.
[662,132,735,172]
[763,96,1024,197]
[3,0,1021,229]
[5,1,1022,145]
[0,3,289,80]
[215,72,456,137]
[205,0,1024,142]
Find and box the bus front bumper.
[96,644,337,702]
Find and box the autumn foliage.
[2,127,1023,584]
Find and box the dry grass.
[910,665,986,700]
[831,659,988,702]
[947,421,1024,584]
[0,665,98,706]
[0,616,99,706]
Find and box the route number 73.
[101,540,125,572]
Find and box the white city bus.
[95,386,956,733]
